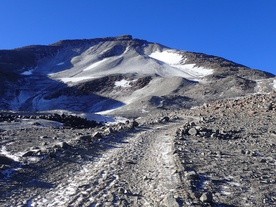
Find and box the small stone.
[188,128,198,136]
[200,192,213,203]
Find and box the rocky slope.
[175,92,276,206]
[0,92,275,207]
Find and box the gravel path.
[21,122,184,207]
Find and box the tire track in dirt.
[29,122,186,207]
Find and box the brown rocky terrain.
[0,92,274,207]
[175,92,276,206]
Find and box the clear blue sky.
[0,0,275,74]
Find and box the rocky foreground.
[175,92,276,206]
[0,92,275,207]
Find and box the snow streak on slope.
[83,58,108,71]
[149,50,213,80]
[21,69,34,76]
[57,77,94,83]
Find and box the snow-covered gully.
[28,123,184,207]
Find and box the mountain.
[0,35,275,116]
[1,36,276,207]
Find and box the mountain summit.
[0,35,275,114]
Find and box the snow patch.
[58,76,94,83]
[88,113,128,125]
[114,79,133,88]
[221,190,232,195]
[83,58,108,71]
[0,146,21,162]
[21,69,33,76]
[56,62,65,66]
[149,50,213,80]
[255,78,276,94]
[149,50,183,64]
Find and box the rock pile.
[176,122,241,140]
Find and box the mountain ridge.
[0,35,275,115]
[2,35,274,75]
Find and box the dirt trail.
[27,122,185,207]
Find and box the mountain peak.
[50,35,134,47]
[0,35,275,112]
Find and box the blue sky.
[0,0,275,74]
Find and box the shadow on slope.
[0,70,125,113]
